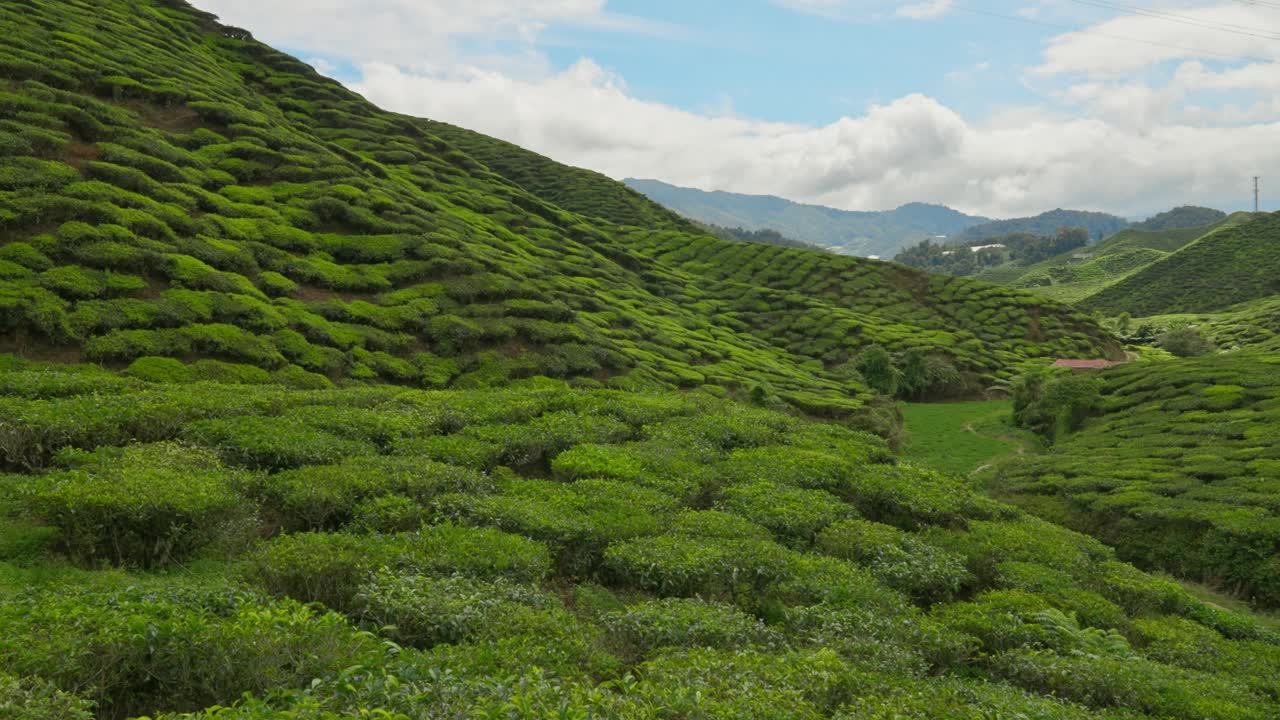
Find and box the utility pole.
[1255,176,1261,213]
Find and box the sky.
[193,0,1280,219]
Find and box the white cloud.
[897,0,952,20]
[353,60,1280,218]
[1034,4,1280,77]
[771,0,952,20]
[194,0,1280,218]
[196,0,639,69]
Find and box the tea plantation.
[992,353,1280,607]
[1,0,1278,717]
[0,0,1118,429]
[3,357,1280,719]
[973,212,1255,304]
[1080,212,1280,316]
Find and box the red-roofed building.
[1053,359,1125,370]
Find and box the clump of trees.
[894,227,1091,277]
[1011,366,1104,442]
[1156,324,1216,357]
[851,345,966,401]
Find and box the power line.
[1065,0,1280,42]
[1255,176,1261,213]
[951,4,1278,65]
[1230,0,1280,11]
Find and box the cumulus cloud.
[1034,4,1280,77]
[353,59,1280,217]
[193,0,1280,218]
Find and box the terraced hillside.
[992,354,1280,607]
[974,213,1254,303]
[1081,212,1280,315]
[0,0,1117,423]
[420,120,694,231]
[626,231,1122,386]
[1139,295,1280,352]
[5,358,1280,719]
[2,3,1279,718]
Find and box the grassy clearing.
[902,400,1033,476]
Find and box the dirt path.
[966,420,1032,477]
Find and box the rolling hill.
[1080,212,1280,316]
[624,178,990,256]
[1,2,1279,719]
[952,209,1132,245]
[0,0,1121,422]
[1131,206,1226,231]
[974,213,1257,303]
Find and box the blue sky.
[539,0,1040,122]
[199,0,1280,218]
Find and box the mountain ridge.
[624,178,990,256]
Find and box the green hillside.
[1138,295,1280,352]
[421,121,693,231]
[974,213,1254,303]
[1081,212,1280,315]
[0,0,1119,423]
[992,354,1280,607]
[624,232,1122,384]
[624,178,990,256]
[2,2,1279,719]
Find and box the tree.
[1156,324,1215,357]
[1012,366,1103,441]
[898,350,963,400]
[855,344,900,397]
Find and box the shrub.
[605,534,791,598]
[191,359,273,384]
[182,415,376,470]
[1157,324,1216,357]
[124,356,193,384]
[818,519,971,602]
[716,481,853,543]
[260,456,489,531]
[0,674,93,720]
[24,443,253,568]
[252,525,550,609]
[603,598,782,655]
[355,570,554,648]
[0,585,380,719]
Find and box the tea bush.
[24,442,253,567]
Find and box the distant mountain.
[953,209,1132,245]
[623,179,989,257]
[1131,205,1227,232]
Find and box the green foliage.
[603,597,781,654]
[355,570,554,648]
[1082,211,1280,315]
[24,443,252,567]
[124,356,193,383]
[995,353,1280,607]
[0,673,93,720]
[1012,366,1103,441]
[1156,324,1216,357]
[0,2,1273,717]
